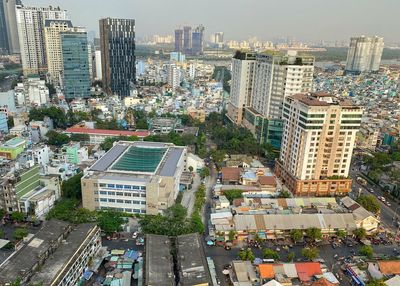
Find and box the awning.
[0,239,10,249]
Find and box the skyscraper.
[0,0,8,54]
[16,5,68,75]
[226,51,256,125]
[44,19,74,84]
[99,18,136,97]
[3,0,22,54]
[191,25,204,55]
[275,92,363,196]
[174,29,183,52]
[228,50,314,148]
[345,36,384,74]
[61,28,91,100]
[183,26,192,53]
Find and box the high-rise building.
[167,63,181,90]
[191,25,204,55]
[345,36,384,74]
[61,29,91,100]
[44,19,74,84]
[226,51,256,125]
[275,92,363,196]
[100,18,136,97]
[0,1,9,54]
[16,5,68,75]
[3,0,22,54]
[174,29,183,52]
[94,50,102,80]
[210,32,224,46]
[228,50,314,149]
[183,26,192,53]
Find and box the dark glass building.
[61,29,91,100]
[99,18,136,98]
[191,25,204,56]
[174,29,183,52]
[0,0,9,54]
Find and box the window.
[124,185,132,189]
[117,199,123,203]
[140,201,146,205]
[125,200,131,204]
[116,192,123,196]
[108,199,115,203]
[100,191,107,195]
[107,184,115,188]
[107,191,115,196]
[95,198,99,202]
[116,184,123,189]
[94,191,98,195]
[124,193,132,197]
[100,198,107,202]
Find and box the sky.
[24,0,400,43]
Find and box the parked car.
[132,231,138,239]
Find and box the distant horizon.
[22,0,399,43]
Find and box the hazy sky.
[24,0,400,42]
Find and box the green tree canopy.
[336,229,348,238]
[46,130,71,147]
[62,173,83,200]
[356,195,381,214]
[70,133,90,142]
[287,252,295,262]
[11,211,24,222]
[359,245,374,258]
[301,247,319,260]
[306,227,323,241]
[290,229,304,242]
[353,228,367,240]
[97,210,125,234]
[200,167,210,178]
[100,135,139,151]
[13,228,28,240]
[263,248,280,260]
[238,248,255,262]
[29,107,67,128]
[190,211,204,233]
[223,190,243,203]
[366,280,386,286]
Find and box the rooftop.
[145,234,174,286]
[290,92,358,108]
[176,233,211,286]
[30,223,98,285]
[65,127,150,138]
[0,220,70,284]
[89,141,185,176]
[1,137,26,148]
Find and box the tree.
[70,133,90,142]
[278,190,291,198]
[353,228,367,240]
[366,280,386,286]
[0,229,4,238]
[97,210,124,234]
[357,195,381,214]
[188,166,194,172]
[210,149,226,164]
[228,230,236,241]
[61,173,83,200]
[7,116,14,129]
[29,107,67,128]
[223,190,243,203]
[200,167,210,178]
[301,247,319,260]
[0,208,5,219]
[100,135,139,151]
[263,248,280,260]
[190,212,204,233]
[306,227,322,241]
[287,252,295,262]
[11,211,24,222]
[13,228,28,240]
[238,248,255,262]
[290,229,304,242]
[46,130,71,147]
[336,229,348,238]
[359,245,374,259]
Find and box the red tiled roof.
[377,260,400,275]
[258,176,277,186]
[65,127,150,138]
[295,262,322,282]
[311,278,337,286]
[258,264,275,279]
[221,167,241,181]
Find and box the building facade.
[192,25,205,55]
[226,51,256,125]
[0,0,8,54]
[275,92,363,196]
[3,0,22,54]
[44,19,73,84]
[183,26,192,54]
[99,18,136,97]
[345,36,384,74]
[82,141,187,215]
[16,5,68,75]
[174,29,183,53]
[61,28,91,99]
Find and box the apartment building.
[275,92,363,196]
[82,141,187,215]
[15,5,68,75]
[345,36,384,74]
[228,50,314,149]
[0,220,101,286]
[44,19,73,84]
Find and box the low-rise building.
[65,127,150,144]
[0,137,27,159]
[176,233,212,286]
[0,220,101,286]
[82,141,187,215]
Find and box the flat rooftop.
[176,233,211,286]
[145,234,175,286]
[290,92,358,107]
[30,223,97,285]
[0,220,69,284]
[89,141,185,177]
[1,137,26,148]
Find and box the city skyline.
[23,0,400,43]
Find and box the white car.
[132,231,138,239]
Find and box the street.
[181,173,201,217]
